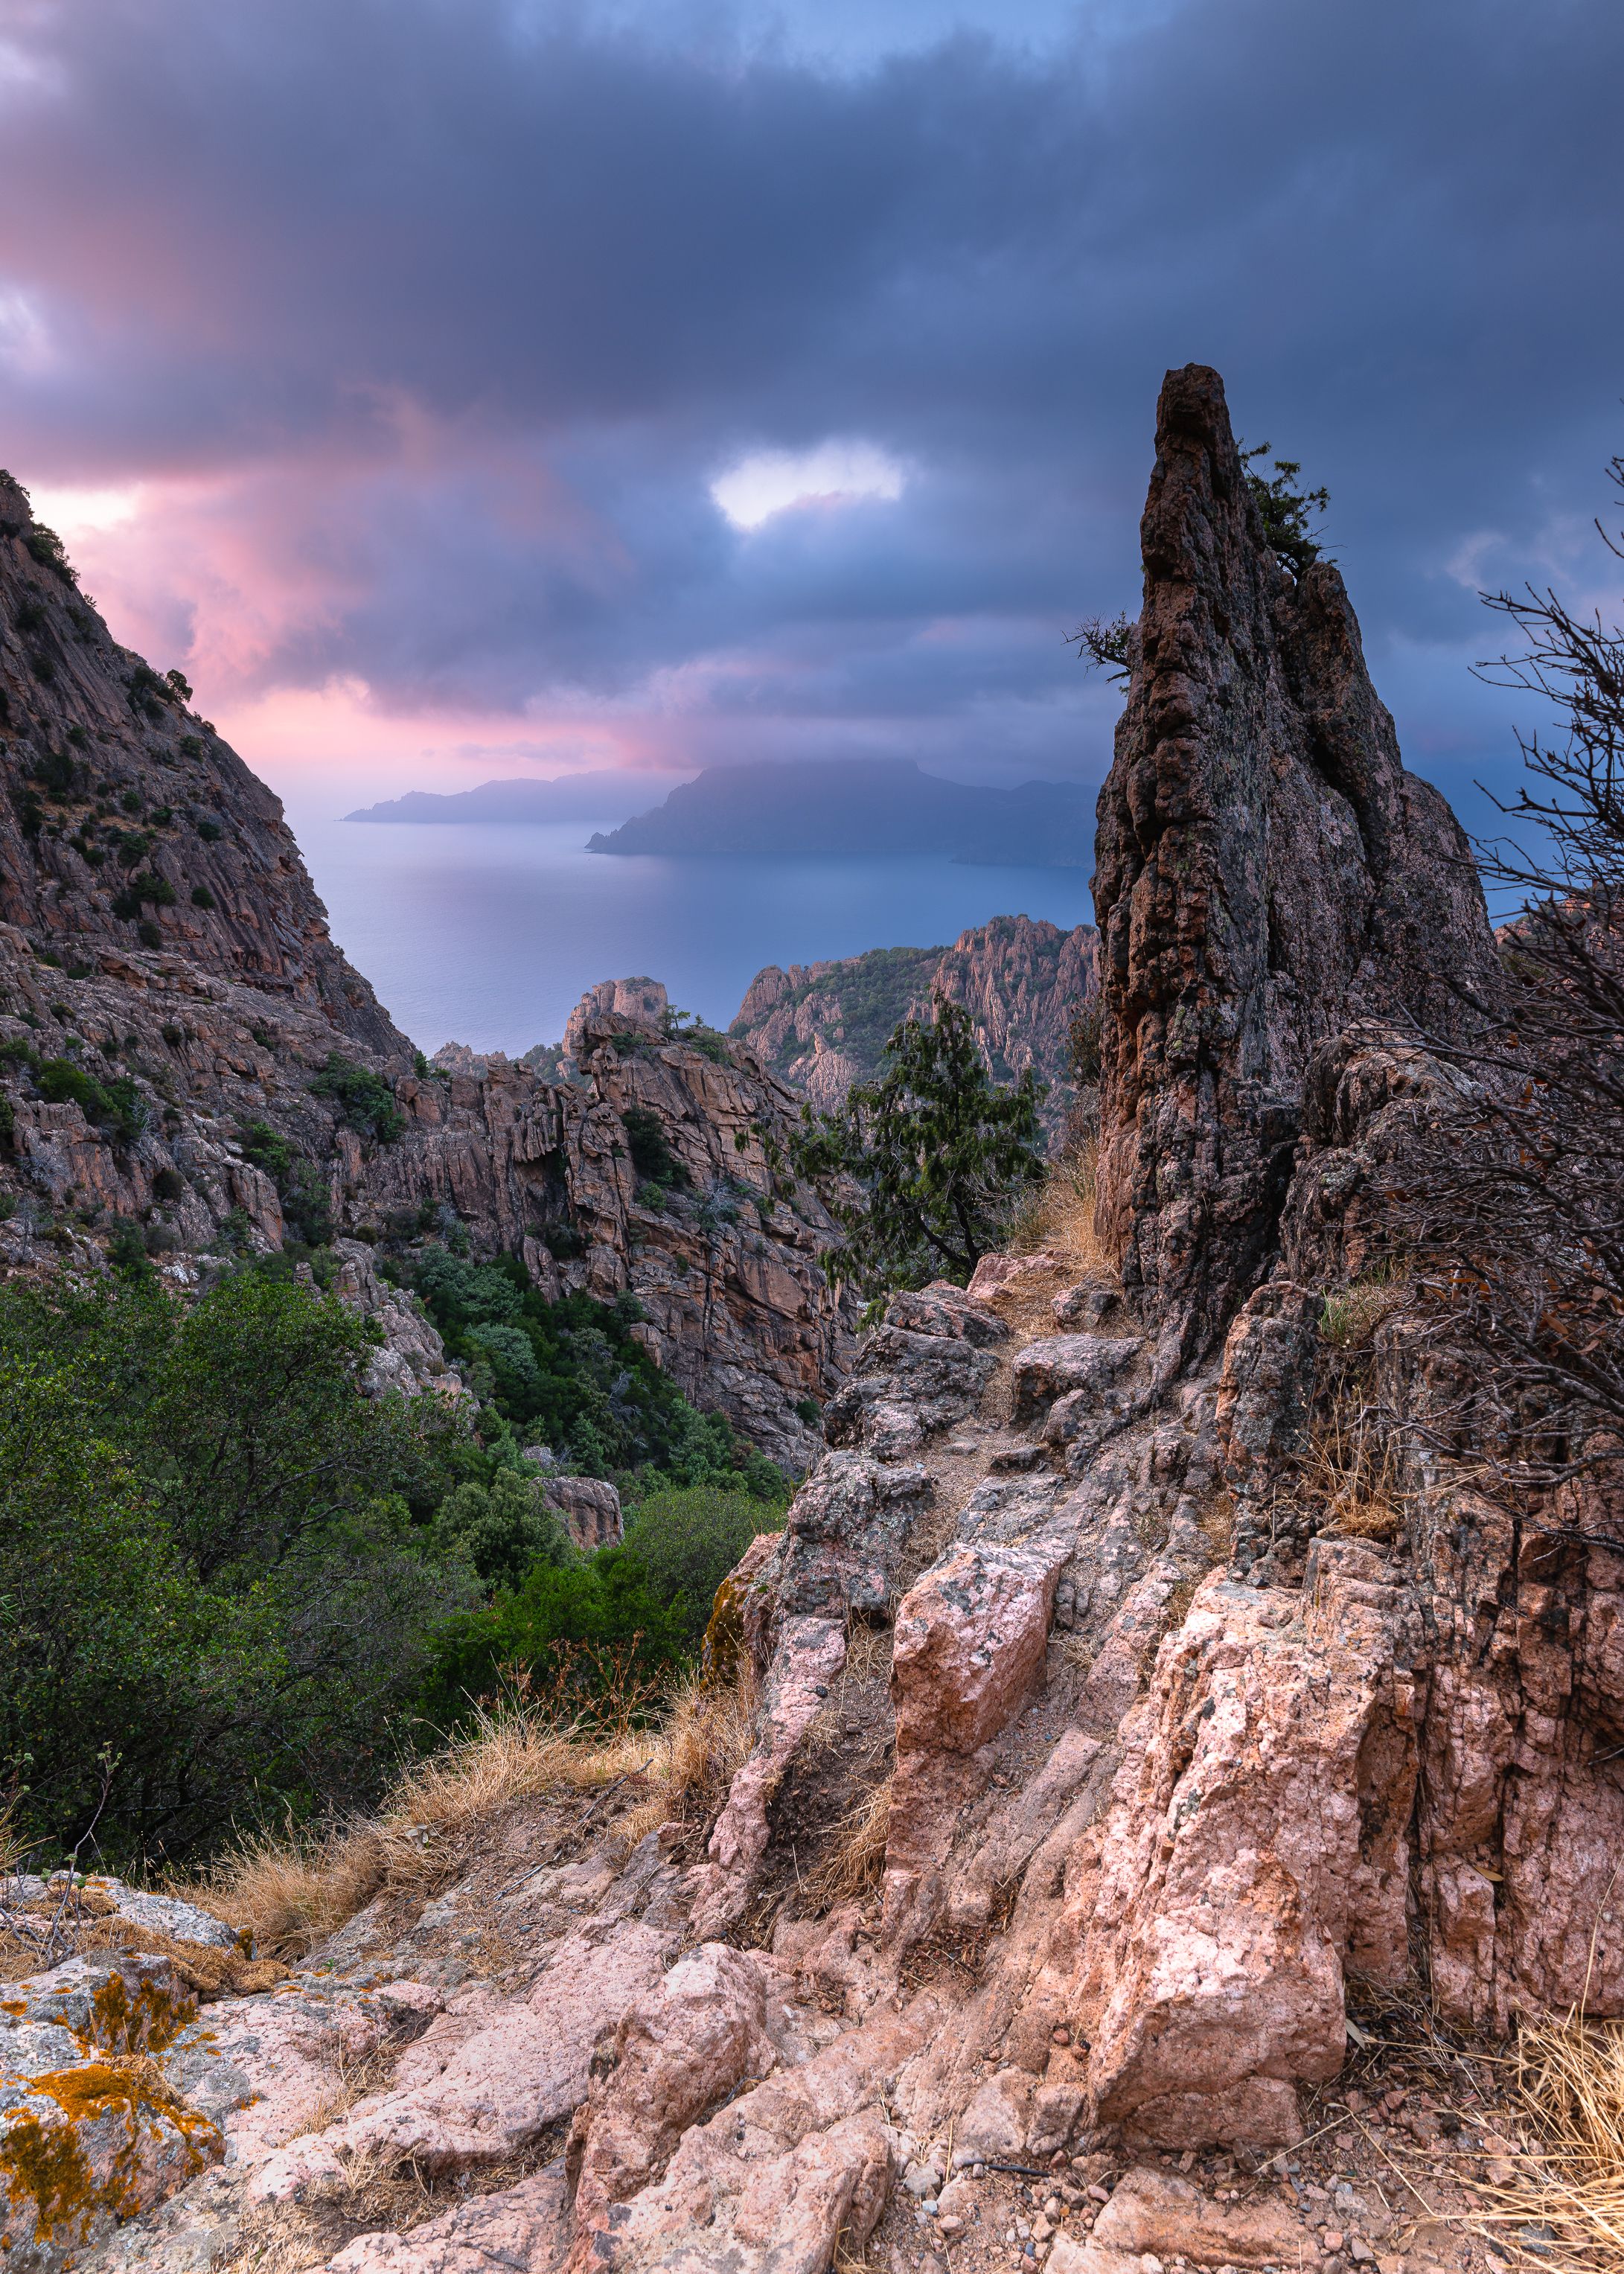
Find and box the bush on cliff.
[0,1270,473,1868]
[790,996,1046,1294]
[402,1246,788,1501]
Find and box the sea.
[290,813,1097,1058]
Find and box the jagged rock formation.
[0,482,851,1460]
[732,915,1099,1141]
[1091,366,1498,1376]
[16,368,1615,2274]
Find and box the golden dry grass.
[1301,1393,1407,1542]
[802,1775,892,1909]
[206,1676,761,1959]
[1463,2009,1624,2272]
[1006,1139,1112,1281]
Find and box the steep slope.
[19,369,1606,2274]
[0,470,405,1055]
[732,915,1099,1140]
[1091,367,1498,1374]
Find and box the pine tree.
[790,998,1046,1296]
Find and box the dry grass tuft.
[1006,1139,1113,1282]
[208,1676,761,1958]
[1464,2008,1624,2271]
[1320,1268,1409,1350]
[802,1775,892,1909]
[1301,1393,1409,1542]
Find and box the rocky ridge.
[6,369,1614,2274]
[731,915,1099,1139]
[0,483,851,1461]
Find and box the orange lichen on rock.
[86,1966,198,2056]
[1,2055,222,2257]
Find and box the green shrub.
[34,1058,145,1143]
[621,1106,688,1189]
[425,1545,684,1716]
[0,1271,472,1865]
[621,1486,783,1655]
[434,1466,573,1594]
[23,526,77,584]
[112,871,176,919]
[238,1117,332,1248]
[196,816,223,840]
[404,1250,792,1501]
[310,1052,404,1144]
[190,884,216,910]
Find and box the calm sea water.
[290,814,1096,1057]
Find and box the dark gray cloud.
[1,0,1620,811]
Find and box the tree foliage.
[401,1247,787,1500]
[0,1271,472,1867]
[426,1485,781,1714]
[1239,441,1331,573]
[790,997,1046,1295]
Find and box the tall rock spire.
[1093,363,1496,1373]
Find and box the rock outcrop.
[732,915,1099,1143]
[1091,366,1498,1375]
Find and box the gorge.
[1,368,1617,2274]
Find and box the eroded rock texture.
[1092,365,1497,1373]
[732,915,1099,1143]
[49,367,1624,2273]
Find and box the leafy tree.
[424,1545,686,1716]
[402,1249,790,1497]
[621,1487,782,1655]
[790,997,1047,1294]
[435,1466,575,1593]
[0,1271,471,1865]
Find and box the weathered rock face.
[0,472,405,1058]
[731,915,1099,1143]
[0,471,853,1457]
[1092,365,1497,1373]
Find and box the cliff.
[0,470,405,1056]
[0,479,851,1464]
[732,913,1099,1141]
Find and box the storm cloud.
[1,0,1620,811]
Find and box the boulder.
[541,1475,624,1550]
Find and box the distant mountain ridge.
[345,769,678,824]
[586,758,1096,865]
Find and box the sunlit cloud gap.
[27,483,144,538]
[712,441,906,531]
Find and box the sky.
[1,0,1622,827]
